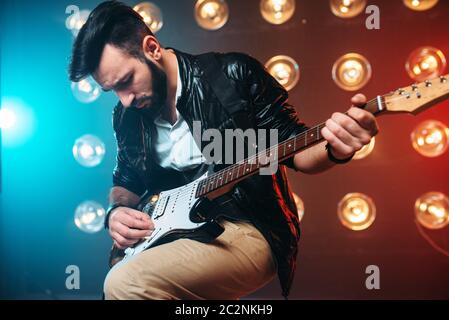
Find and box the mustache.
[130,95,154,109]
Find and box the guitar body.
[109,172,225,267]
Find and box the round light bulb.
[330,0,367,18]
[403,0,439,11]
[0,108,17,129]
[406,47,446,82]
[411,120,449,157]
[260,0,296,25]
[415,192,449,229]
[338,192,376,231]
[72,134,106,167]
[74,201,106,233]
[332,53,372,91]
[71,76,101,104]
[66,9,90,37]
[265,55,300,91]
[133,2,163,33]
[194,0,229,30]
[354,137,375,160]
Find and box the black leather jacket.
[111,48,308,298]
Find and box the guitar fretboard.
[195,95,385,197]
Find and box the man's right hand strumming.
[108,207,154,249]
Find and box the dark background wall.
[1,0,448,299]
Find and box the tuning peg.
[398,89,406,95]
[425,80,432,87]
[440,76,447,83]
[412,84,418,91]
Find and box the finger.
[120,214,153,230]
[115,222,152,240]
[113,240,125,250]
[321,126,354,156]
[326,118,362,151]
[347,107,379,135]
[351,93,367,106]
[332,112,372,145]
[110,231,137,249]
[124,208,152,223]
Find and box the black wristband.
[325,143,354,164]
[104,203,124,229]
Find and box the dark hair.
[68,1,154,82]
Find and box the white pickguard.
[122,172,208,262]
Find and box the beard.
[130,57,168,119]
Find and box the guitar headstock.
[384,74,449,115]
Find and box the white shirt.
[152,60,205,171]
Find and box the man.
[69,1,378,300]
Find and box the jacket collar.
[167,47,197,118]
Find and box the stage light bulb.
[292,192,305,222]
[415,192,449,229]
[354,137,375,160]
[73,134,106,167]
[332,53,372,91]
[403,0,439,11]
[338,193,376,231]
[133,2,163,33]
[260,0,295,25]
[194,0,229,30]
[330,0,367,18]
[74,201,105,233]
[0,108,17,129]
[265,55,300,91]
[411,120,449,157]
[66,9,90,37]
[71,76,101,104]
[406,47,446,82]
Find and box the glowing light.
[406,47,446,82]
[403,0,439,11]
[0,98,35,147]
[260,0,296,25]
[66,9,90,37]
[133,2,163,33]
[354,137,375,160]
[74,201,106,233]
[338,193,376,231]
[292,192,305,222]
[415,192,449,229]
[265,55,300,91]
[330,0,367,18]
[195,0,229,30]
[411,120,449,157]
[71,76,101,103]
[0,108,17,129]
[332,53,372,91]
[72,134,106,167]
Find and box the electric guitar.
[109,74,449,266]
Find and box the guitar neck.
[195,95,387,198]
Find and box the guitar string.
[161,87,440,200]
[178,92,421,198]
[196,98,382,194]
[202,89,431,188]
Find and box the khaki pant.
[104,218,277,300]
